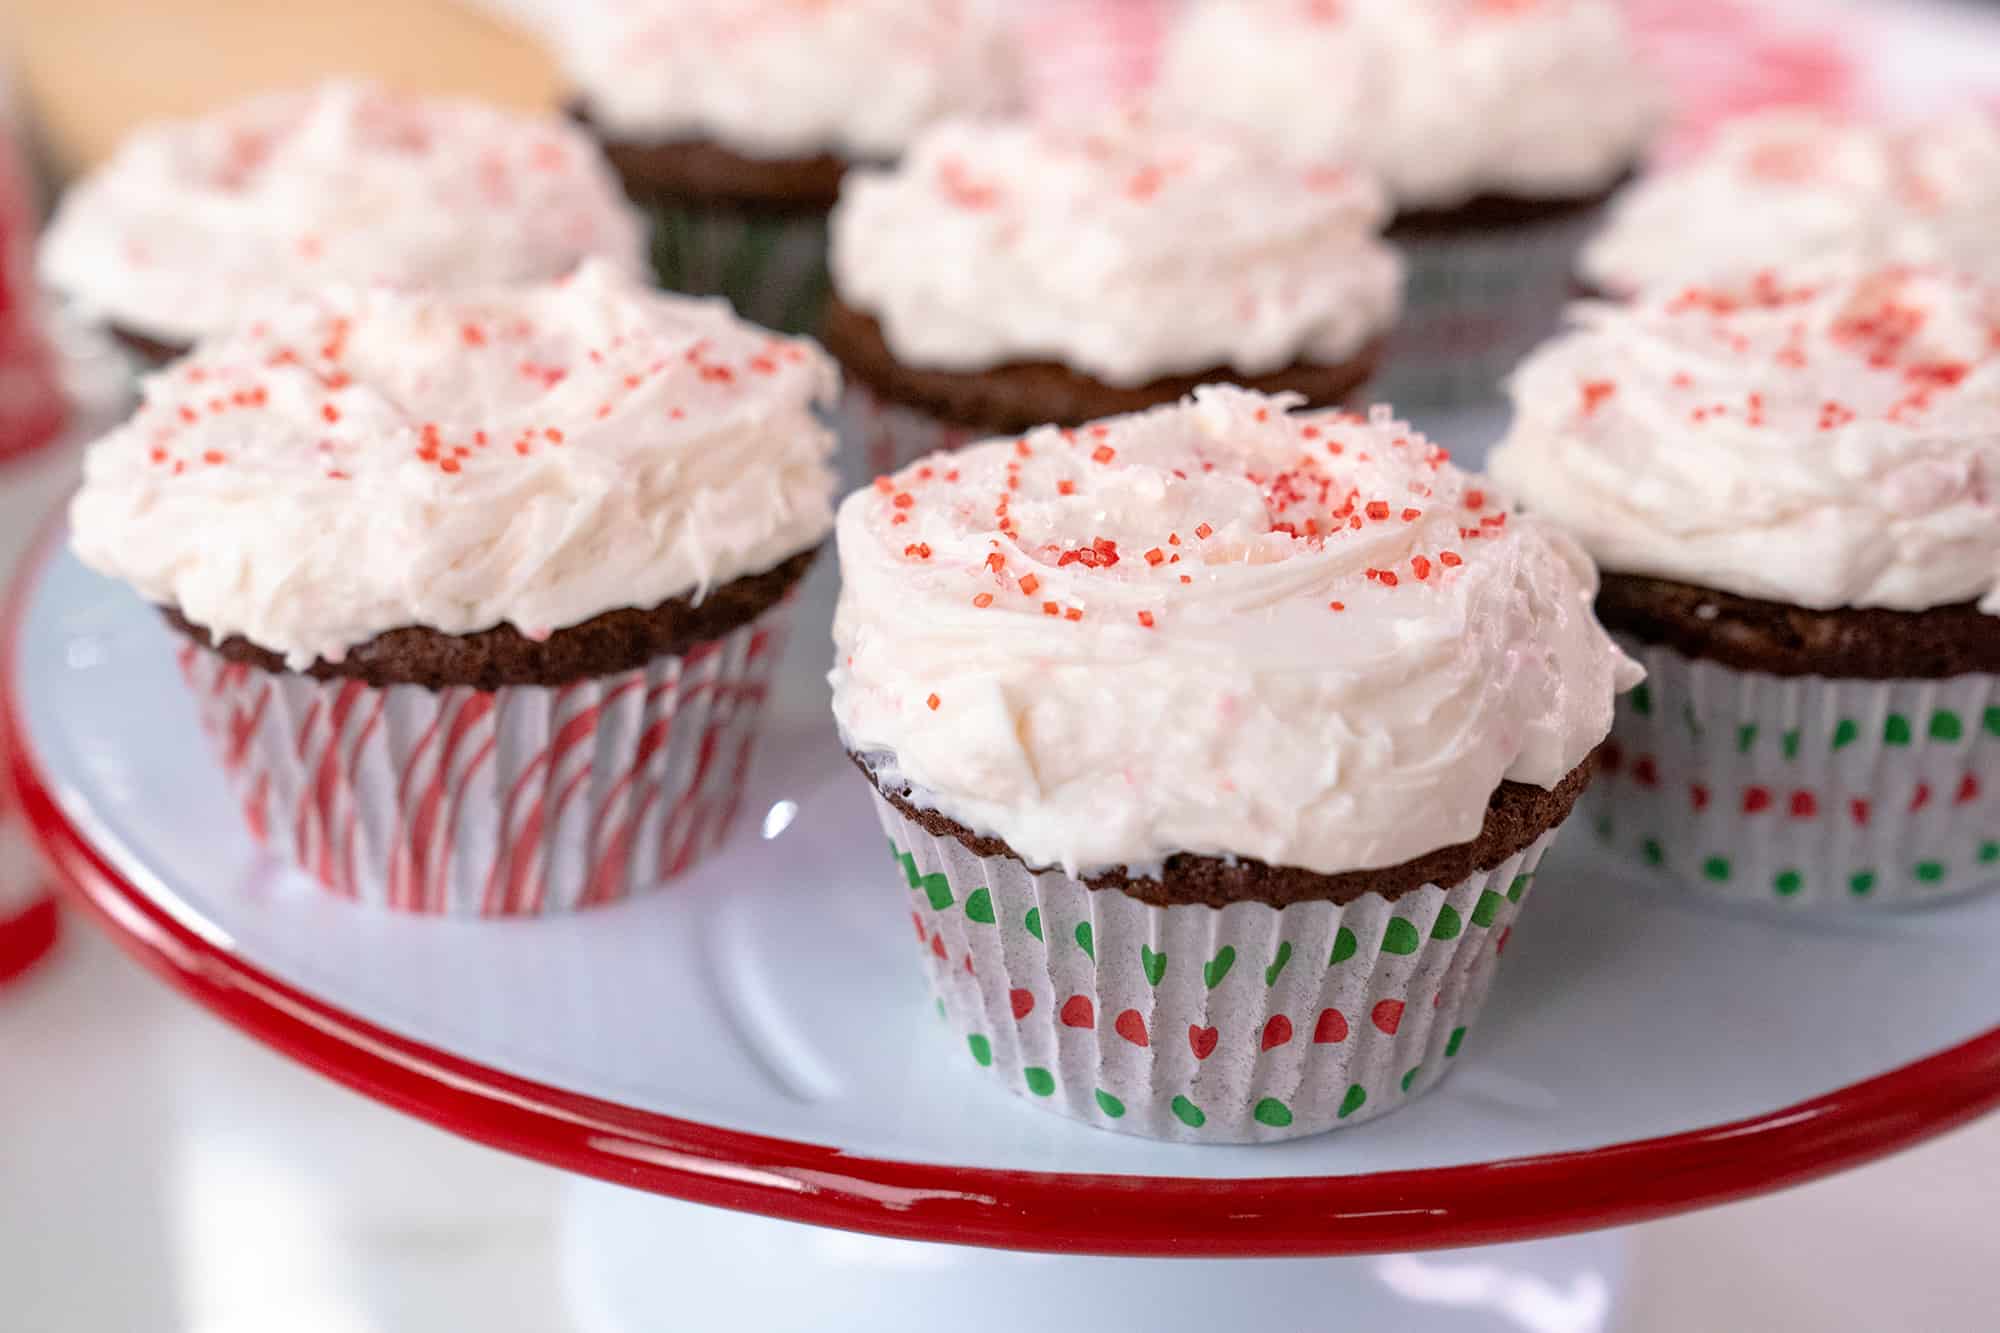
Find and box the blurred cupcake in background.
[826,109,1401,481]
[1152,0,1658,411]
[555,0,1021,333]
[1579,106,2000,300]
[1492,266,2000,911]
[37,80,647,368]
[68,261,840,916]
[831,386,1636,1141]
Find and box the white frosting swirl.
[38,82,649,348]
[554,0,1021,159]
[1580,107,2000,296]
[70,261,841,669]
[1152,0,1658,211]
[1491,267,2000,613]
[829,112,1402,386]
[830,386,1638,876]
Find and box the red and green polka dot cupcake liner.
[870,791,1559,1143]
[645,205,830,336]
[1587,640,2000,911]
[1375,207,1603,413]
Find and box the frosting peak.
[1580,107,2000,296]
[829,111,1402,385]
[831,386,1637,876]
[1152,0,1658,210]
[39,81,648,346]
[70,261,842,668]
[555,0,1022,159]
[1492,266,2000,613]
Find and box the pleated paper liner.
[646,204,830,336]
[873,790,1559,1143]
[178,604,793,917]
[1586,639,2000,911]
[1373,205,1603,414]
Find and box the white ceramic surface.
[11,537,1999,1186]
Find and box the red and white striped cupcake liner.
[1586,640,2000,911]
[179,605,793,916]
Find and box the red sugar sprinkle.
[1137,611,1155,628]
[440,457,461,474]
[1412,555,1432,580]
[1015,439,1033,458]
[973,593,994,608]
[1579,379,1617,416]
[202,450,226,465]
[1365,501,1390,521]
[1057,479,1076,496]
[1464,489,1486,511]
[1440,551,1463,567]
[891,514,909,526]
[903,543,933,560]
[874,476,895,494]
[1168,533,1181,546]
[986,553,1006,573]
[545,428,564,444]
[1042,602,1060,616]
[321,403,340,423]
[1302,425,1320,439]
[1018,574,1041,596]
[1144,548,1165,567]
[1400,507,1421,522]
[892,492,914,509]
[1329,601,1345,612]
[177,406,198,425]
[1092,445,1116,464]
[1180,575,1192,584]
[1195,523,1214,540]
[927,693,941,711]
[515,441,532,456]
[461,323,486,347]
[1379,570,1399,588]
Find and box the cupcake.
[830,386,1637,1141]
[1491,267,2000,910]
[826,110,1401,482]
[38,81,648,369]
[68,260,840,916]
[1579,107,2000,301]
[1152,0,1658,410]
[554,0,1020,334]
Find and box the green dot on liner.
[936,998,946,1019]
[963,888,995,924]
[1382,919,1420,955]
[1445,1026,1468,1058]
[1073,921,1094,960]
[1930,711,1964,742]
[1252,1098,1294,1128]
[1884,714,1913,746]
[1774,869,1803,897]
[1980,842,2000,865]
[1170,1095,1206,1129]
[1023,1067,1055,1097]
[1736,724,1759,754]
[1471,890,1506,928]
[1330,926,1358,965]
[1703,856,1732,883]
[1401,1067,1422,1093]
[1781,729,1801,760]
[1850,871,1877,897]
[1642,839,1665,867]
[1338,1085,1368,1119]
[1430,905,1463,941]
[1916,861,1947,884]
[1985,707,2000,738]
[1832,719,1860,751]
[1094,1090,1125,1119]
[967,1035,992,1066]
[1023,908,1043,941]
[1630,683,1652,716]
[1507,874,1533,903]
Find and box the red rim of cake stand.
[7,537,2000,1258]
[0,895,59,988]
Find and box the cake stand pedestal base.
[558,1178,1630,1333]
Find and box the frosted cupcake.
[69,261,839,916]
[1153,0,1657,409]
[555,0,1020,333]
[827,110,1401,481]
[38,81,648,367]
[1580,107,2000,300]
[1492,267,2000,910]
[830,386,1637,1141]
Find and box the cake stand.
[9,527,2000,1332]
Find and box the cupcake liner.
[645,203,830,335]
[178,605,793,916]
[1374,205,1603,413]
[871,790,1559,1143]
[1586,639,2000,910]
[834,382,985,489]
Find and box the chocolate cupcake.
[1579,107,2000,301]
[1152,0,1658,410]
[829,386,1637,1141]
[68,261,840,915]
[1492,266,2000,910]
[826,110,1401,482]
[553,0,1020,333]
[37,80,648,369]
